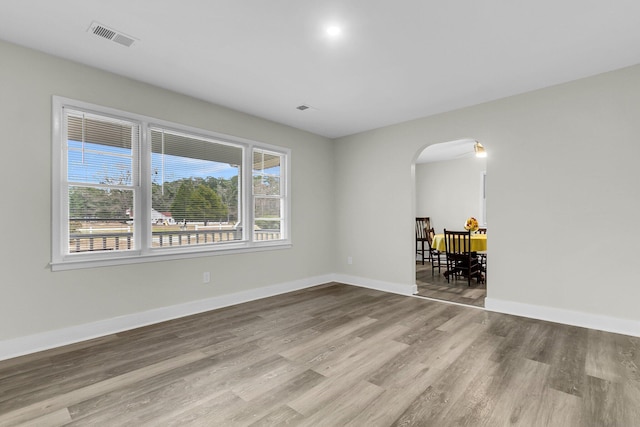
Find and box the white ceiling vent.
[88,22,136,47]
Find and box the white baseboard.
[332,274,418,296]
[485,297,640,338]
[9,276,637,362]
[0,274,334,362]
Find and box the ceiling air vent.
[88,22,136,47]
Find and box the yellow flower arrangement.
[464,217,479,232]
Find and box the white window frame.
[252,148,288,242]
[52,96,291,271]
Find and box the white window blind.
[65,109,139,253]
[150,128,243,247]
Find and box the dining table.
[431,233,487,253]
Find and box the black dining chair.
[443,229,483,286]
[425,227,443,275]
[475,228,487,274]
[415,217,431,265]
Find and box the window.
[150,128,243,248]
[253,149,285,241]
[52,97,290,270]
[64,111,139,254]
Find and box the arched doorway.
[413,138,487,307]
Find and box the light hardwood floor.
[416,261,486,307]
[1,283,639,426]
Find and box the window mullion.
[245,144,254,244]
[138,123,151,253]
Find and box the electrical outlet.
[347,256,353,265]
[203,272,211,283]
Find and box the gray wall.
[0,40,335,342]
[335,64,640,326]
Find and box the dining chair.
[425,227,443,275]
[415,217,431,265]
[475,228,487,273]
[443,229,483,286]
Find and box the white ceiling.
[2,1,640,139]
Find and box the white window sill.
[50,241,292,271]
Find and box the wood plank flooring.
[416,261,486,307]
[1,283,639,426]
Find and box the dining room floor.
[415,261,486,308]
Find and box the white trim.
[50,242,292,271]
[51,96,66,264]
[0,273,416,361]
[332,274,418,296]
[5,276,639,361]
[480,170,487,226]
[412,294,485,310]
[0,274,331,362]
[485,297,640,338]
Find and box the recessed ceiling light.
[326,26,342,37]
